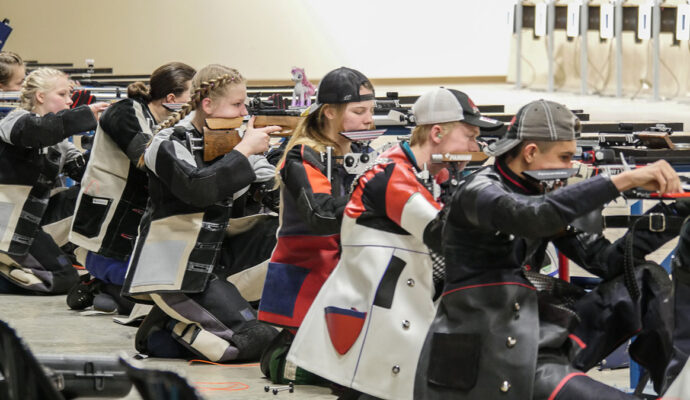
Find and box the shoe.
[66,275,99,310]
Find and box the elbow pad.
[63,153,87,182]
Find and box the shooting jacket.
[287,144,442,400]
[122,116,255,296]
[0,107,95,255]
[258,144,351,329]
[70,98,156,260]
[414,158,679,399]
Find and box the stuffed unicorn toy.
[291,67,316,107]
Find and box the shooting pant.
[0,187,80,294]
[145,277,278,362]
[534,263,674,399]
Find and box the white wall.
[3,0,514,81]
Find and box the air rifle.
[247,95,303,136]
[417,152,490,201]
[187,113,303,162]
[339,129,386,175]
[523,168,580,193]
[577,124,686,165]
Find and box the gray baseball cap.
[485,99,581,157]
[411,88,503,129]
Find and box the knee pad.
[231,322,279,362]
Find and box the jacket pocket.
[324,306,367,355]
[427,332,481,390]
[72,194,112,238]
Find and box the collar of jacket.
[380,143,421,174]
[493,157,537,195]
[141,101,157,125]
[399,141,422,172]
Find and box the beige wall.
[2,0,514,82]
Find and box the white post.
[580,1,589,94]
[547,0,556,92]
[652,0,661,100]
[516,2,523,89]
[615,0,623,97]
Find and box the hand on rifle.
[611,160,682,194]
[234,116,281,157]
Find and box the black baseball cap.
[412,88,503,130]
[309,67,374,114]
[485,99,581,157]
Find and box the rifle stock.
[200,115,303,161]
[202,128,242,162]
[637,132,674,149]
[205,117,243,130]
[253,115,303,137]
[202,118,243,161]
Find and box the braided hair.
[137,64,245,168]
[158,64,245,129]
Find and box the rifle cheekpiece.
[430,152,488,163]
[523,168,580,193]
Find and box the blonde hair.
[19,67,68,111]
[409,121,460,147]
[138,64,245,168]
[274,103,349,184]
[158,64,245,129]
[0,51,23,87]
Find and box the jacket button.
[500,381,511,392]
[392,365,400,374]
[402,320,410,329]
[513,302,520,311]
[407,279,415,287]
[506,337,517,348]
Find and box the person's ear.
[323,105,336,120]
[165,93,177,103]
[430,125,444,144]
[200,97,214,115]
[523,143,538,164]
[36,91,46,105]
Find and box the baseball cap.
[411,88,503,130]
[309,67,374,114]
[484,99,581,157]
